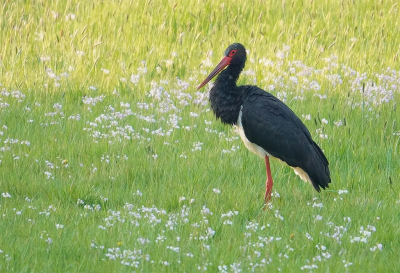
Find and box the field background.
[1,0,399,272]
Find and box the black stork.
[197,43,331,204]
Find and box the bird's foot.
[263,190,272,211]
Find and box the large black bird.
[197,43,331,204]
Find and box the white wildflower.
[2,192,11,198]
[213,188,221,194]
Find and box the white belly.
[235,109,271,158]
[235,106,312,184]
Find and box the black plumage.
[197,43,331,203]
[241,89,330,192]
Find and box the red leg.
[264,155,273,203]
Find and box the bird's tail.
[308,141,331,192]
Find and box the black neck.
[209,65,245,125]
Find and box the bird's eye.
[228,50,237,57]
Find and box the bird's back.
[239,86,331,191]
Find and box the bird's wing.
[241,88,330,190]
[241,88,313,164]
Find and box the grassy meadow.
[1,0,400,272]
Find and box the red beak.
[197,56,232,90]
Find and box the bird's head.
[224,43,247,66]
[197,43,247,90]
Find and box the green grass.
[1,0,400,272]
